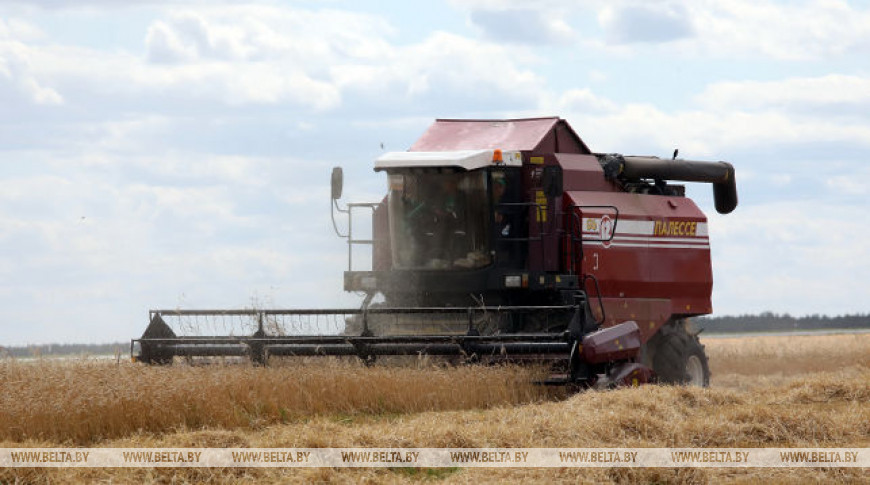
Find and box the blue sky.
[1,0,869,345]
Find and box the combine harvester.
[133,117,736,388]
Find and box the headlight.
[504,275,522,288]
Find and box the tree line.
[695,312,870,334]
[0,343,125,358]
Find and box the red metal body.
[568,189,712,341]
[366,117,719,344]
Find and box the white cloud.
[598,2,694,44]
[0,148,349,345]
[0,17,44,40]
[468,8,575,45]
[708,200,870,316]
[8,38,341,110]
[555,88,618,114]
[697,75,870,113]
[4,6,400,110]
[0,5,549,114]
[144,6,396,65]
[402,31,544,98]
[145,20,197,63]
[590,0,870,60]
[826,175,868,196]
[587,69,608,83]
[559,99,870,157]
[597,0,870,60]
[453,0,870,60]
[0,34,64,105]
[547,72,870,156]
[329,30,546,109]
[447,0,589,11]
[684,0,870,60]
[770,174,791,187]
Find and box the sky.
[1,0,869,345]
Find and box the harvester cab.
[134,117,737,389]
[339,149,537,299]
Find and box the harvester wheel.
[648,321,710,387]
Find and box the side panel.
[567,191,713,341]
[372,198,391,271]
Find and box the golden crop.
[2,333,869,484]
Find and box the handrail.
[332,199,381,272]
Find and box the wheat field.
[2,333,869,484]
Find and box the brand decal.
[653,220,698,237]
[584,215,614,247]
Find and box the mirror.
[331,166,343,200]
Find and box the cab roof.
[409,117,591,154]
[375,149,522,171]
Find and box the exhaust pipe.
[602,155,738,214]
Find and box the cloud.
[447,0,586,11]
[1,5,550,117]
[826,174,869,196]
[770,174,791,188]
[598,2,694,44]
[555,101,870,158]
[708,200,870,316]
[555,88,618,114]
[144,6,396,65]
[594,0,870,60]
[0,16,44,40]
[454,0,870,60]
[547,73,870,157]
[468,8,575,44]
[697,75,870,115]
[328,30,547,114]
[145,20,196,63]
[0,29,63,105]
[0,0,238,9]
[0,148,351,345]
[687,0,870,60]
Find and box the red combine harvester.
[134,117,737,388]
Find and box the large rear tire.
[646,320,710,387]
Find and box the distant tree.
[1,343,125,358]
[696,313,870,333]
